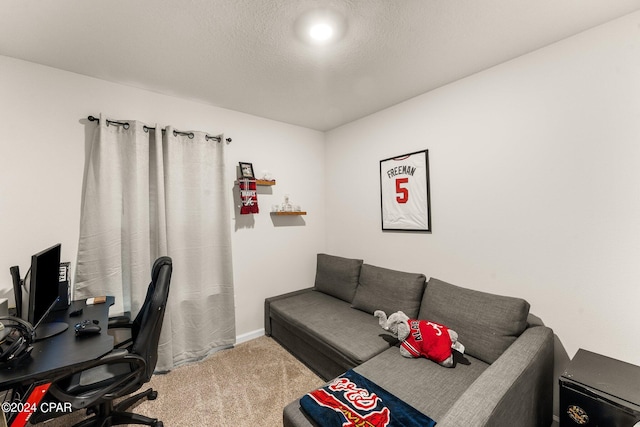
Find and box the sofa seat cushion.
[419,278,530,364]
[353,348,489,422]
[352,263,426,318]
[269,290,394,366]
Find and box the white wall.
[325,10,640,369]
[0,55,325,338]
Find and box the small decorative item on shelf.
[271,194,306,215]
[282,194,293,212]
[256,170,276,186]
[239,162,255,179]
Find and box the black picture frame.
[239,162,255,179]
[380,149,431,232]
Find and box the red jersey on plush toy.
[401,319,452,363]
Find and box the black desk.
[0,297,115,426]
[0,297,115,389]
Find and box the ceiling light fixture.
[309,22,334,42]
[295,8,346,46]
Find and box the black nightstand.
[559,349,640,426]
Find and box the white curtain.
[75,114,235,371]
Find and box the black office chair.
[36,256,172,427]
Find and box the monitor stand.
[34,322,69,341]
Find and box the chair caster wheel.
[149,390,158,400]
[154,421,163,427]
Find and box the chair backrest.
[130,256,172,380]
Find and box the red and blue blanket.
[300,370,436,427]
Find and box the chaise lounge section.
[265,254,554,426]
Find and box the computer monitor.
[25,243,68,340]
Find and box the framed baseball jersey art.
[380,150,431,232]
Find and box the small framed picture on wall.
[239,162,255,179]
[380,149,431,232]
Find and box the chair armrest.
[48,351,146,409]
[108,315,134,349]
[54,348,134,377]
[113,337,134,349]
[264,287,315,335]
[437,326,554,427]
[108,314,132,329]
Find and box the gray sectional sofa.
[265,254,554,427]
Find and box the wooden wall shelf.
[271,211,307,216]
[256,180,276,186]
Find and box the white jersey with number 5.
[381,153,428,230]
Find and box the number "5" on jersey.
[396,178,409,203]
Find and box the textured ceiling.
[2,0,640,131]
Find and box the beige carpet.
[35,336,323,426]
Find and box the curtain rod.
[87,116,232,143]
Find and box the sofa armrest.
[264,287,315,336]
[438,325,554,427]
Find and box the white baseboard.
[236,328,265,344]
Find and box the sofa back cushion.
[418,278,530,364]
[314,254,363,303]
[351,264,426,318]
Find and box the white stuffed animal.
[374,310,465,368]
